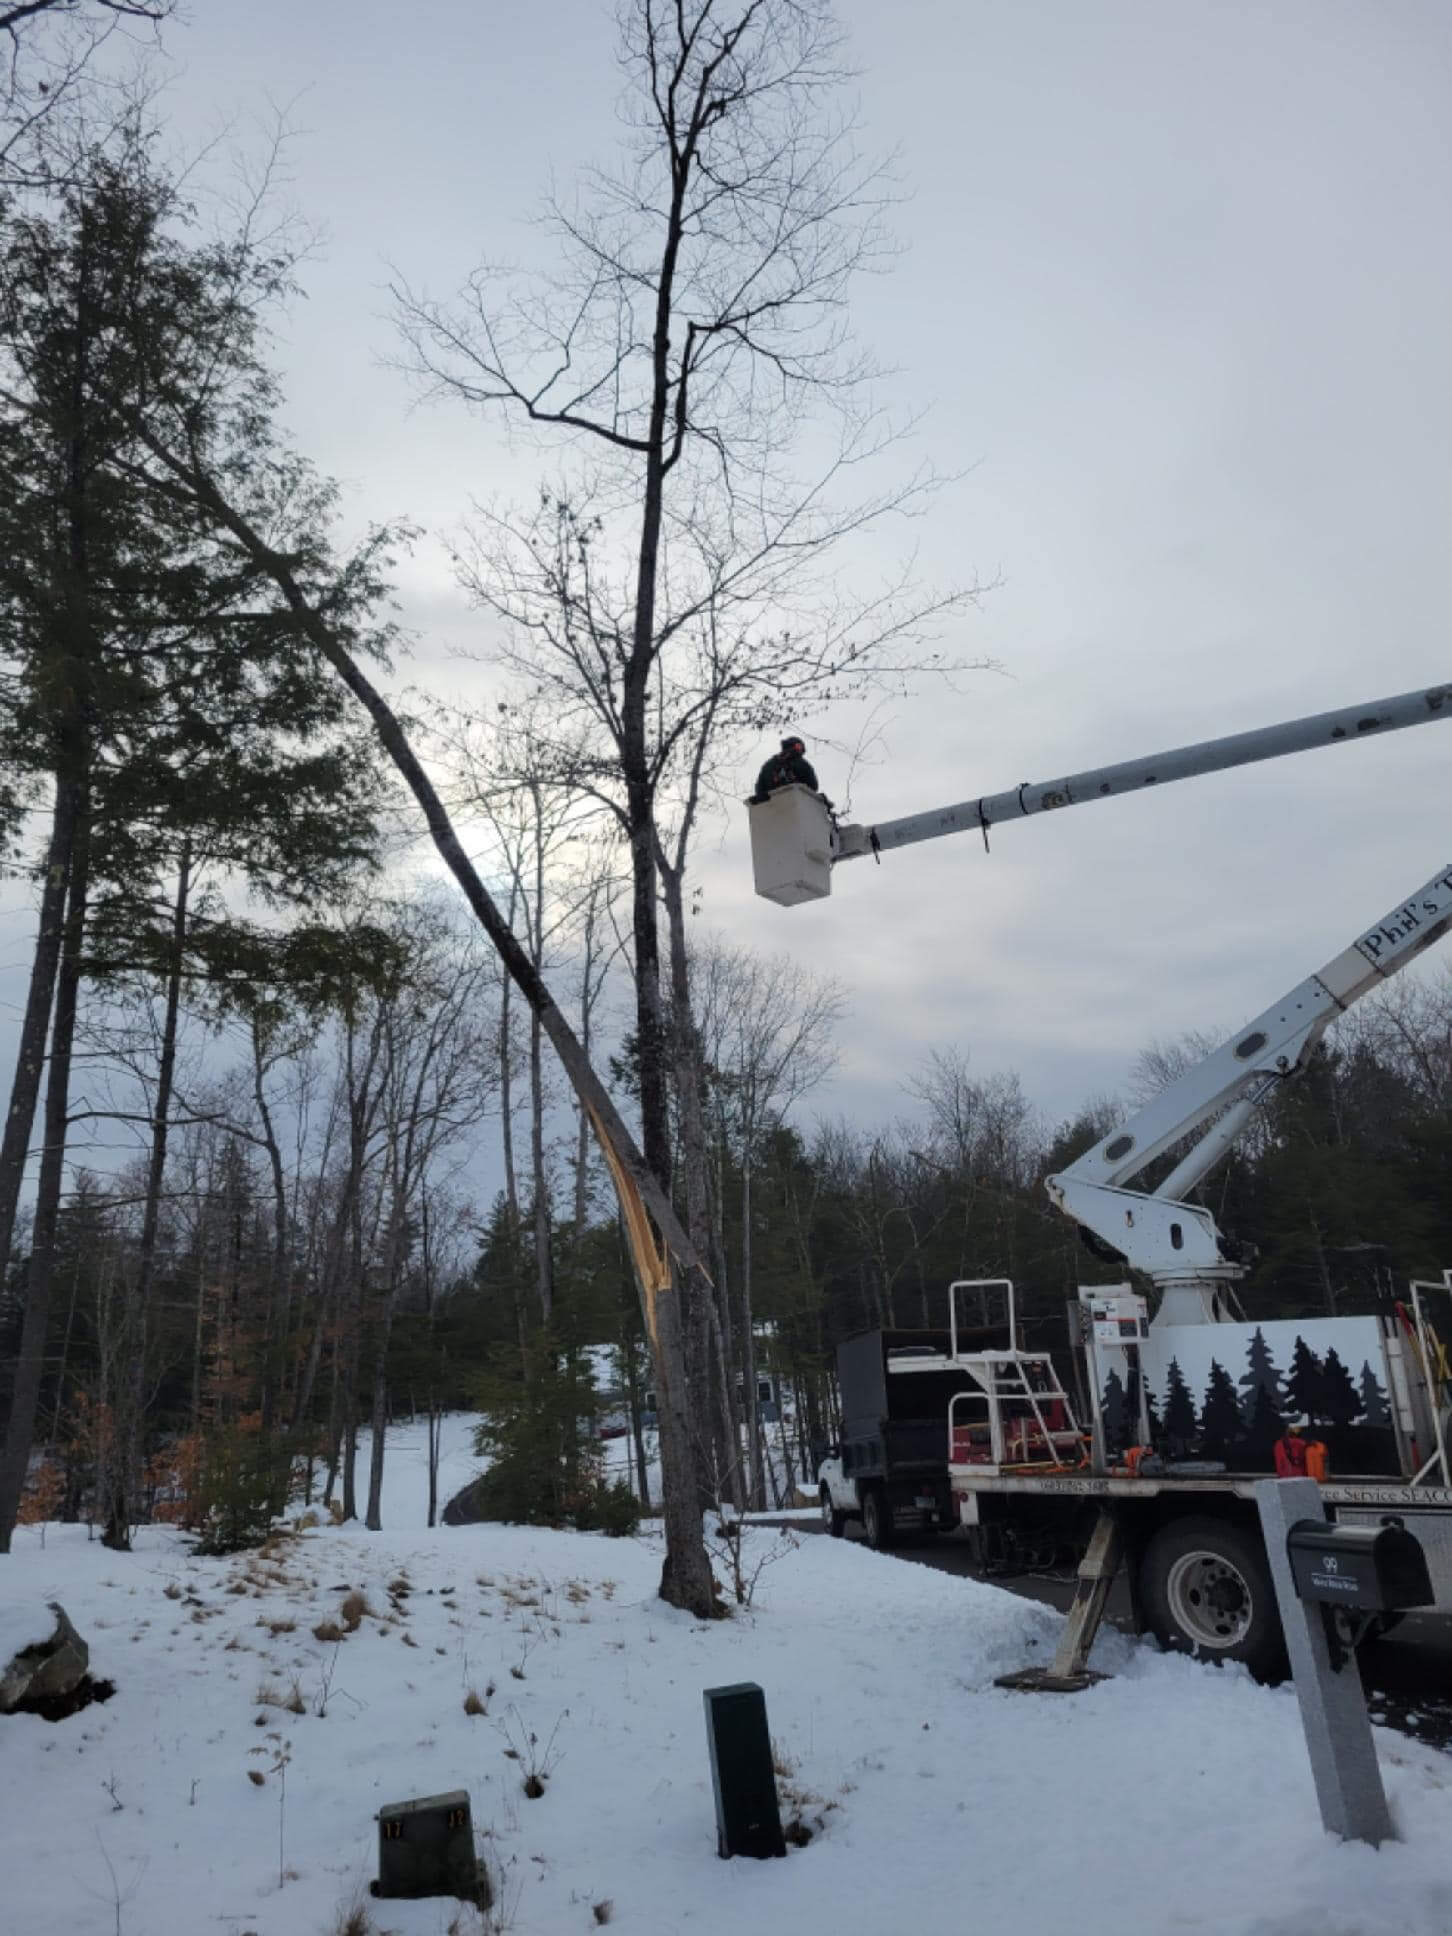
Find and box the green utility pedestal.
[374,1789,479,1900]
[704,1683,787,1859]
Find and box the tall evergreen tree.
[1283,1337,1327,1425]
[1243,1380,1287,1466]
[1199,1358,1244,1462]
[1358,1360,1391,1431]
[1099,1367,1129,1454]
[1318,1347,1363,1429]
[1162,1357,1197,1453]
[1238,1326,1284,1423]
[0,131,391,1552]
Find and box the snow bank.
[0,1588,61,1673]
[2,1514,1449,1936]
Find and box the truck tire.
[820,1487,847,1538]
[1140,1516,1286,1682]
[862,1486,896,1552]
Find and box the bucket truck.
[753,682,1452,1674]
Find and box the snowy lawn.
[3,1511,1451,1936]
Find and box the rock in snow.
[0,1599,88,1711]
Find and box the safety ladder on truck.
[945,1280,1088,1473]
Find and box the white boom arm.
[748,679,1452,905]
[1048,863,1452,1324]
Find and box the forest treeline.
[4,855,1450,1547]
[0,2,1447,1589]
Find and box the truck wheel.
[862,1487,896,1552]
[819,1487,847,1538]
[1141,1517,1285,1681]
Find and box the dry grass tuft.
[262,1617,296,1636]
[313,1618,345,1644]
[463,1688,487,1717]
[592,1900,614,1925]
[340,1590,371,1632]
[285,1679,306,1715]
[246,1769,266,1787]
[329,1902,375,1936]
[163,1581,183,1601]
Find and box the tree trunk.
[365,1188,411,1529]
[135,436,717,1613]
[0,780,76,1285]
[252,1015,290,1430]
[103,839,191,1548]
[740,1137,765,1510]
[0,784,91,1551]
[659,857,738,1509]
[529,1007,553,1324]
[499,876,520,1221]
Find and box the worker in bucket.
[751,734,820,803]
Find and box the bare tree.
[697,940,843,1504]
[0,0,174,184]
[393,0,983,1600]
[352,898,499,1527]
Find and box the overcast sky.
[4,0,1451,1171]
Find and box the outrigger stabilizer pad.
[993,1666,1108,1694]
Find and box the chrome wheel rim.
[1166,1550,1254,1651]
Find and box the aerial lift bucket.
[746,785,835,906]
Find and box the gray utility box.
[1286,1519,1434,1613]
[375,1789,478,1901]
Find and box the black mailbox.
[1286,1518,1434,1614]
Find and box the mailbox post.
[1255,1478,1432,1848]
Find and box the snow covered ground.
[352,1413,491,1528]
[4,1502,1452,1936]
[357,1410,812,1531]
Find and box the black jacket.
[754,750,819,797]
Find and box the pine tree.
[1162,1357,1197,1454]
[1283,1336,1326,1425]
[1100,1368,1129,1454]
[1358,1360,1391,1431]
[1319,1347,1363,1429]
[0,131,392,1552]
[1238,1326,1284,1424]
[1243,1380,1287,1466]
[1199,1359,1243,1461]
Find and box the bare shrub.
[340,1590,371,1632]
[709,1520,799,1609]
[495,1705,566,1799]
[329,1896,376,1936]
